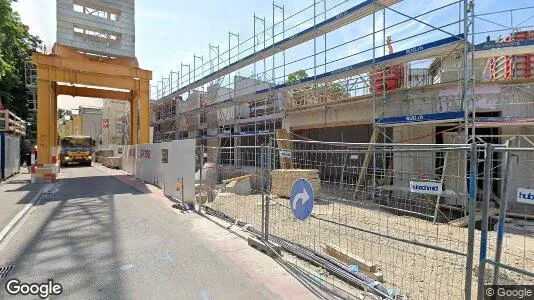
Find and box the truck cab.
[59,135,94,166]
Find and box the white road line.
[0,183,53,244]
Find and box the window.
[73,2,120,21]
[73,26,120,43]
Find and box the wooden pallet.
[270,169,321,197]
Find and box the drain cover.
[0,265,13,279]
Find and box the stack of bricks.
[270,169,321,198]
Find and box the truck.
[59,135,94,166]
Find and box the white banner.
[136,143,162,186]
[517,188,534,205]
[410,181,443,195]
[162,139,196,204]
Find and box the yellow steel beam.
[33,48,151,153]
[36,79,54,164]
[32,53,152,80]
[55,85,131,101]
[138,79,151,144]
[130,96,139,145]
[36,66,140,91]
[51,43,139,67]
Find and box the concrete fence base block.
[247,236,281,258]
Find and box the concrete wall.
[207,84,234,123]
[284,100,372,130]
[234,76,272,119]
[57,0,135,57]
[79,106,102,142]
[102,100,129,147]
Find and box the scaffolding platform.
[185,35,465,116]
[168,0,402,97]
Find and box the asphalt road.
[0,166,313,299]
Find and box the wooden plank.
[448,208,500,227]
[222,174,255,184]
[324,244,376,273]
[354,128,378,198]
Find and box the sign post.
[289,178,315,220]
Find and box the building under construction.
[150,0,534,216]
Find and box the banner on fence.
[517,188,534,204]
[162,139,195,203]
[410,181,443,195]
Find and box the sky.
[12,0,534,109]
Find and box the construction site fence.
[110,138,533,299]
[118,140,196,203]
[476,142,534,298]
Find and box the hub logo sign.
[410,181,443,195]
[517,188,534,205]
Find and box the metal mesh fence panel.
[198,145,266,232]
[478,141,534,297]
[267,139,476,299]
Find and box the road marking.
[0,183,52,245]
[120,264,134,271]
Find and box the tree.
[325,82,347,94]
[58,108,70,120]
[0,0,43,124]
[287,70,308,85]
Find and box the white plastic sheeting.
[136,143,162,186]
[1,133,20,179]
[117,140,196,204]
[122,145,137,174]
[161,139,195,204]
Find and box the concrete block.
[247,236,281,258]
[225,178,252,195]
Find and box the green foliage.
[326,82,346,94]
[287,70,308,84]
[0,0,43,122]
[58,108,69,120]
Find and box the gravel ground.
[207,190,534,299]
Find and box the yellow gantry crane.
[32,44,152,164]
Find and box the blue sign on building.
[289,178,315,221]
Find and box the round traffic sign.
[289,178,315,221]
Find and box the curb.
[0,183,51,244]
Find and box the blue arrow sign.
[289,178,315,221]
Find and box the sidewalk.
[0,171,45,232]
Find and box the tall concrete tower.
[56,0,135,58]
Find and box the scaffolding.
[150,0,534,214]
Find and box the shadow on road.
[2,172,151,298]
